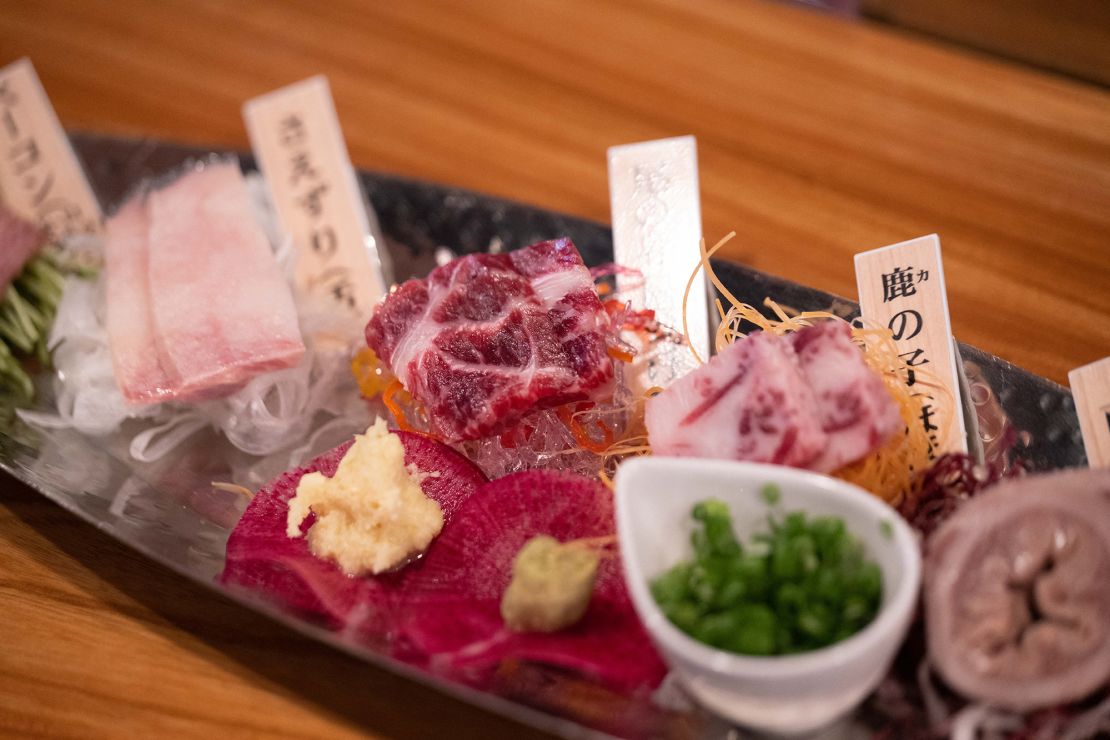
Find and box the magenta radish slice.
[220,431,486,632]
[391,470,667,695]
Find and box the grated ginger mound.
[286,418,443,575]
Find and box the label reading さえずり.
[244,76,385,344]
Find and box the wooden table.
[2,1,1108,737]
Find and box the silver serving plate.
[0,134,1087,740]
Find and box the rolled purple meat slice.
[924,468,1110,711]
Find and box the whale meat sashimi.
[104,162,305,403]
[790,321,903,472]
[146,162,304,400]
[104,196,173,402]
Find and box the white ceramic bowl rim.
[616,457,922,681]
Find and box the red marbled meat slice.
[104,196,177,402]
[790,321,902,472]
[145,162,304,401]
[646,323,899,472]
[646,329,827,466]
[0,203,44,289]
[220,430,486,632]
[390,470,668,695]
[365,239,614,442]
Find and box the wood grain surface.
[1,0,1108,737]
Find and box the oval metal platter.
[0,133,1086,739]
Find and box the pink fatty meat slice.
[389,470,668,696]
[220,430,487,639]
[0,204,44,290]
[145,162,304,400]
[104,196,175,402]
[104,162,305,403]
[645,322,901,473]
[364,239,615,442]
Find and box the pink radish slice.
[220,431,487,633]
[391,470,668,695]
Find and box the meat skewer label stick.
[608,136,710,388]
[243,75,388,348]
[855,234,968,458]
[1068,356,1110,467]
[0,58,102,240]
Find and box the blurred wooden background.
[863,0,1110,86]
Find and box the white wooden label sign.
[244,76,385,343]
[0,58,102,238]
[855,234,967,458]
[1069,356,1110,468]
[608,136,708,386]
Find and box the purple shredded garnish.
[897,451,1025,541]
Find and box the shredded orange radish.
[833,321,949,505]
[682,232,738,365]
[382,378,416,432]
[607,345,636,363]
[557,404,616,454]
[566,535,619,559]
[351,347,393,399]
[211,481,254,498]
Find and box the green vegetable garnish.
[651,496,883,656]
[0,250,92,426]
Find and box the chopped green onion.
[651,497,883,656]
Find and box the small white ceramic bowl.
[615,457,921,736]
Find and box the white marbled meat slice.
[145,162,304,401]
[0,203,44,289]
[646,329,826,466]
[645,322,899,472]
[104,196,176,402]
[365,239,613,442]
[924,468,1110,711]
[790,321,903,472]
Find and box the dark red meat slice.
[365,239,614,442]
[390,470,668,695]
[220,430,487,634]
